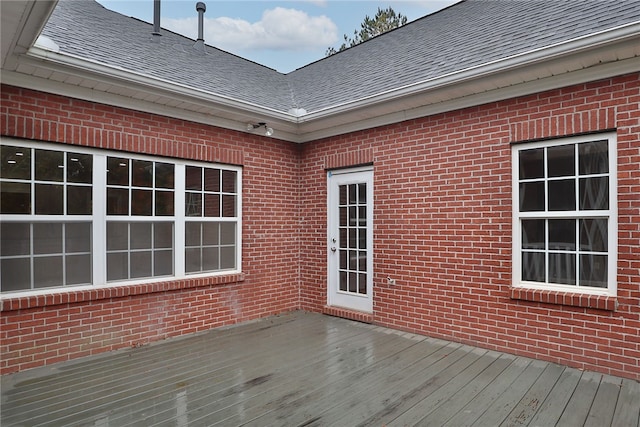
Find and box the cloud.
[163,7,338,52]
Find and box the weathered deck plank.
[611,378,640,427]
[1,311,638,427]
[496,361,565,427]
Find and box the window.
[0,140,241,293]
[106,157,175,281]
[0,145,93,291]
[512,133,616,294]
[184,166,238,273]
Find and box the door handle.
[331,247,336,252]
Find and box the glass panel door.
[327,168,373,313]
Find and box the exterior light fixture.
[247,122,274,137]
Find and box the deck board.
[1,311,638,427]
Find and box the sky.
[95,0,459,73]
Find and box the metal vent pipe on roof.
[152,0,161,36]
[194,2,206,52]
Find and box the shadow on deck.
[2,311,639,426]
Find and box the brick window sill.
[510,287,616,311]
[0,273,246,312]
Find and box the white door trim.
[327,167,373,313]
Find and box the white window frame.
[511,132,617,296]
[0,139,242,296]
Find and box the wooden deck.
[2,311,639,427]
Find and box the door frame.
[326,166,374,313]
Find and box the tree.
[326,7,408,56]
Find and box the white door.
[327,167,373,313]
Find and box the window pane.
[66,223,91,253]
[204,168,220,192]
[1,145,31,179]
[519,182,544,212]
[204,194,220,217]
[1,258,31,291]
[107,157,129,186]
[131,189,152,216]
[340,248,347,269]
[548,219,576,251]
[349,184,357,204]
[203,247,219,271]
[220,246,235,269]
[579,140,608,175]
[35,149,64,182]
[519,148,544,179]
[580,219,607,252]
[522,219,545,249]
[155,190,174,216]
[67,186,92,215]
[66,254,91,285]
[548,179,575,211]
[339,271,347,291]
[67,152,92,184]
[349,250,357,270]
[34,256,63,288]
[154,222,173,249]
[222,195,236,217]
[185,248,201,273]
[1,182,31,214]
[339,207,347,226]
[349,272,357,292]
[549,253,576,285]
[580,254,607,288]
[358,206,366,226]
[220,223,235,245]
[130,251,152,278]
[358,273,367,294]
[1,222,30,256]
[359,227,367,249]
[155,162,174,189]
[203,222,219,245]
[130,223,152,249]
[107,222,128,250]
[222,170,236,193]
[547,144,574,177]
[107,252,128,281]
[579,177,608,210]
[33,223,62,254]
[185,222,201,247]
[358,183,366,204]
[186,193,202,217]
[522,252,545,282]
[185,166,201,190]
[348,228,356,248]
[339,227,347,248]
[107,188,129,215]
[339,185,347,205]
[132,160,152,188]
[154,250,173,276]
[358,251,367,271]
[35,183,63,214]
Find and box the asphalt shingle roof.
[42,0,640,115]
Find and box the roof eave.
[3,17,640,143]
[293,21,640,141]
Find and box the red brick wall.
[0,85,301,374]
[300,73,640,380]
